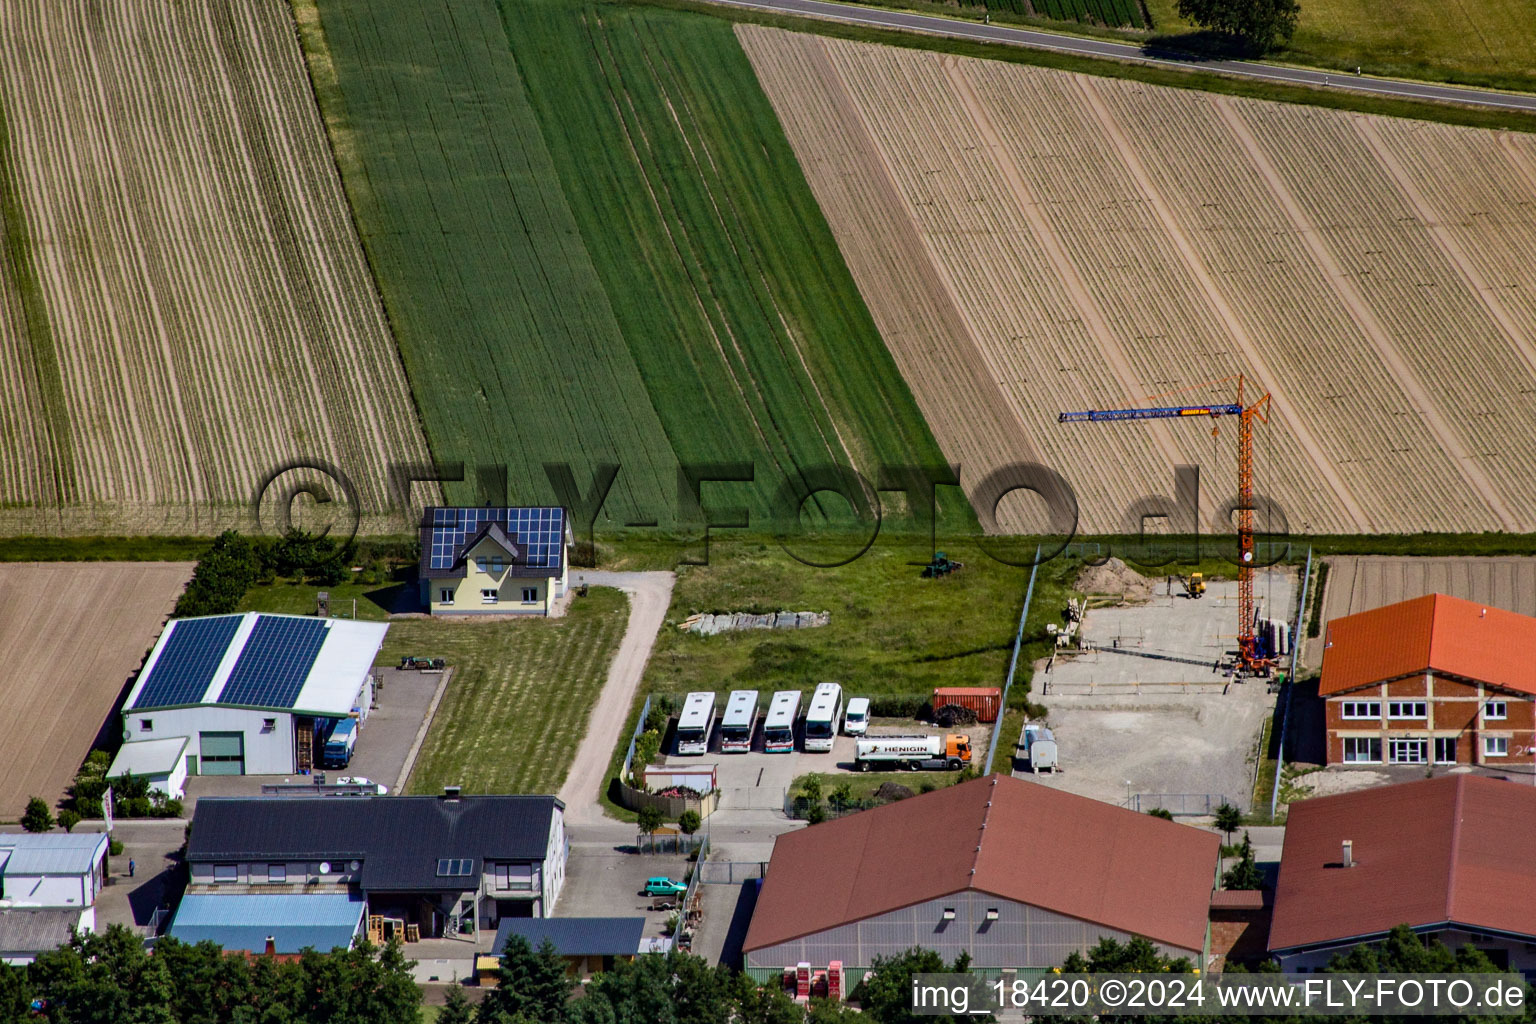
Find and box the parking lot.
[184,666,444,809]
[657,718,994,811]
[557,833,693,949]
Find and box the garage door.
[199,731,245,775]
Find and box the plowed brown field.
[0,1,432,535]
[0,563,192,819]
[740,27,1536,535]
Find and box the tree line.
[2,924,1526,1024]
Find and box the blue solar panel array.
[427,507,564,571]
[217,616,330,709]
[132,616,244,710]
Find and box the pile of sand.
[1074,557,1153,601]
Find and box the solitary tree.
[1223,831,1265,890]
[800,773,823,807]
[57,809,81,834]
[636,805,664,835]
[677,809,701,836]
[435,984,474,1024]
[21,797,54,833]
[1176,0,1300,53]
[830,781,854,815]
[1214,802,1243,844]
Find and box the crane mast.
[1059,376,1274,673]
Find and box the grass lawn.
[236,580,410,622]
[790,769,964,808]
[644,536,1042,702]
[1145,0,1536,91]
[375,587,630,796]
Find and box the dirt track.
[0,562,192,819]
[556,570,676,824]
[740,27,1536,535]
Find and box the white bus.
[675,691,717,755]
[763,690,801,753]
[803,682,844,753]
[719,690,760,753]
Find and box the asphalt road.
[707,0,1536,113]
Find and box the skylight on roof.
[435,858,474,877]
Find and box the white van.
[843,697,870,736]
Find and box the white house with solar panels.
[418,507,572,616]
[113,612,388,778]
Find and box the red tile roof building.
[1270,775,1536,974]
[1319,595,1536,767]
[742,774,1219,978]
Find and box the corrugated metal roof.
[1269,775,1536,952]
[124,612,387,714]
[107,737,189,778]
[493,917,646,957]
[0,908,81,954]
[0,832,107,876]
[743,774,1218,954]
[168,893,365,954]
[1320,594,1536,696]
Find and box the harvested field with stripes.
[0,562,192,818]
[740,28,1536,536]
[0,0,431,535]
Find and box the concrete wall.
[745,891,1204,974]
[1326,672,1536,766]
[1,870,94,909]
[128,706,295,775]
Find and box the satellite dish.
[319,862,332,875]
[349,860,361,872]
[123,729,132,742]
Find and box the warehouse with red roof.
[1270,775,1536,975]
[1320,594,1536,767]
[742,774,1220,979]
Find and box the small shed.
[492,917,646,978]
[642,764,717,794]
[108,737,191,799]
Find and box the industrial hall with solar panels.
[113,612,389,778]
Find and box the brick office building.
[1320,594,1535,767]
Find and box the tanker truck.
[854,734,972,772]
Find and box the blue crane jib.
[1057,403,1243,423]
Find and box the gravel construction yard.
[1020,685,1273,812]
[0,562,192,818]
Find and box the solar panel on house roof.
[427,507,564,571]
[131,616,244,709]
[216,616,329,709]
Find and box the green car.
[644,876,687,896]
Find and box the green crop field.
[300,0,962,532]
[378,586,630,796]
[1145,0,1536,90]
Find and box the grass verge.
[1249,713,1277,822]
[375,587,630,796]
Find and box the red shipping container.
[932,686,1002,723]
